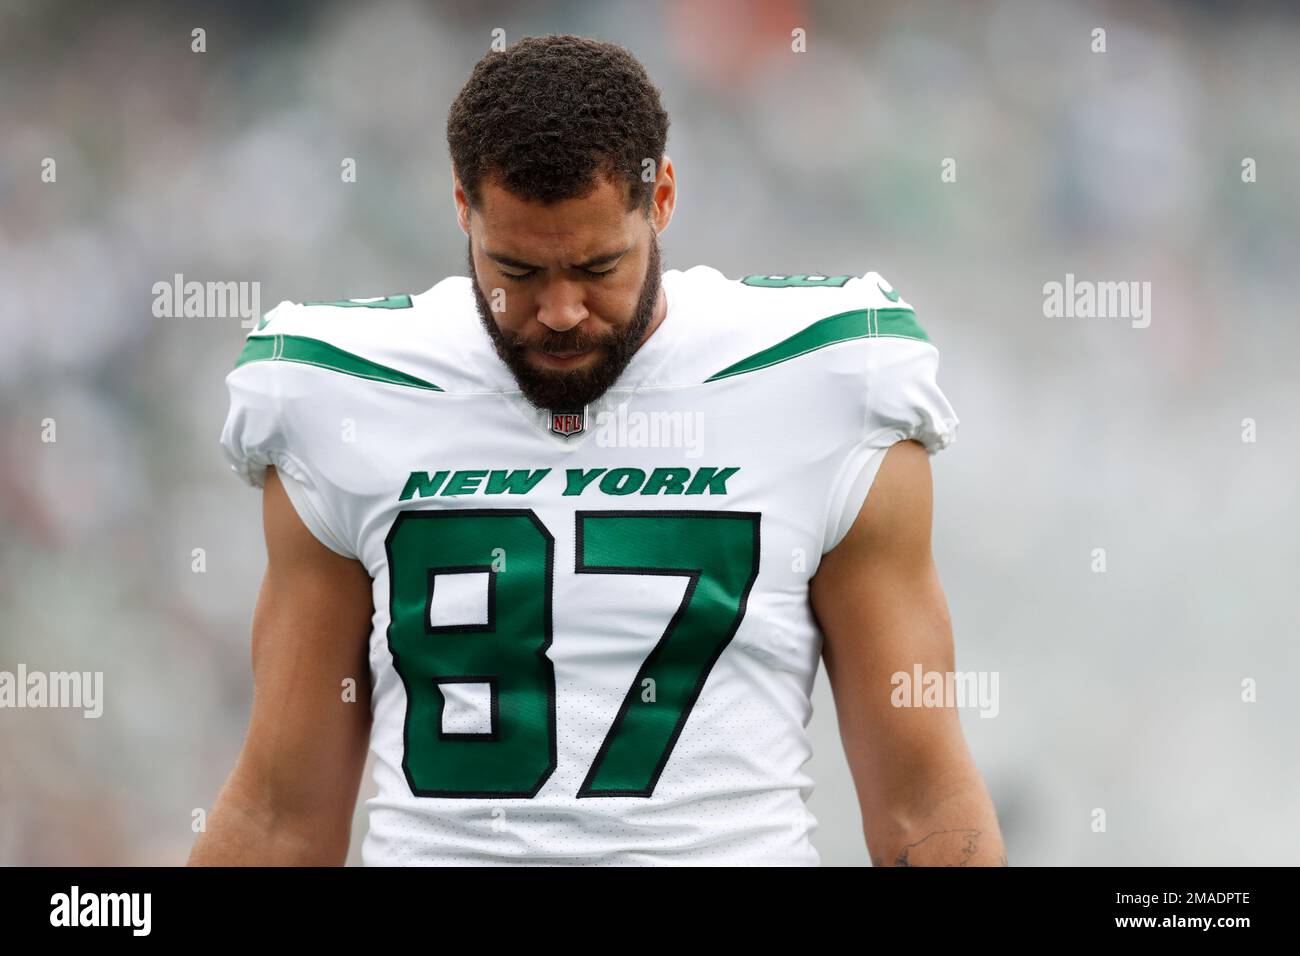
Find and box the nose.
[534,279,588,333]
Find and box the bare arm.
[189,466,374,865]
[811,440,1005,866]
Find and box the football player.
[190,34,1005,866]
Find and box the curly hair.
[447,34,670,214]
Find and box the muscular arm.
[189,466,374,865]
[811,440,1005,866]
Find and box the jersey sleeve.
[823,273,959,552]
[218,301,358,559]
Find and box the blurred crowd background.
[1,0,1297,865]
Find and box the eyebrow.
[483,244,633,272]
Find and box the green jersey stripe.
[301,294,414,309]
[235,334,443,391]
[704,308,929,382]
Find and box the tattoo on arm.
[872,830,1007,866]
[892,828,982,867]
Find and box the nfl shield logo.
[550,409,585,437]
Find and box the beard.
[468,231,661,411]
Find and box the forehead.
[474,175,637,257]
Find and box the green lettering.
[600,468,646,496]
[399,470,449,501]
[641,467,691,495]
[485,468,550,495]
[564,468,606,496]
[685,467,739,495]
[442,469,488,496]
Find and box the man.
[191,34,1004,866]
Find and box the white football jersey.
[220,266,957,865]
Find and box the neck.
[635,283,669,351]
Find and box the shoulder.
[229,276,507,396]
[218,277,498,526]
[652,266,934,387]
[661,266,958,479]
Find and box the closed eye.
[500,266,619,282]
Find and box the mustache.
[504,328,611,355]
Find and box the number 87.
[383,508,761,799]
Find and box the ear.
[451,165,471,235]
[651,154,677,235]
